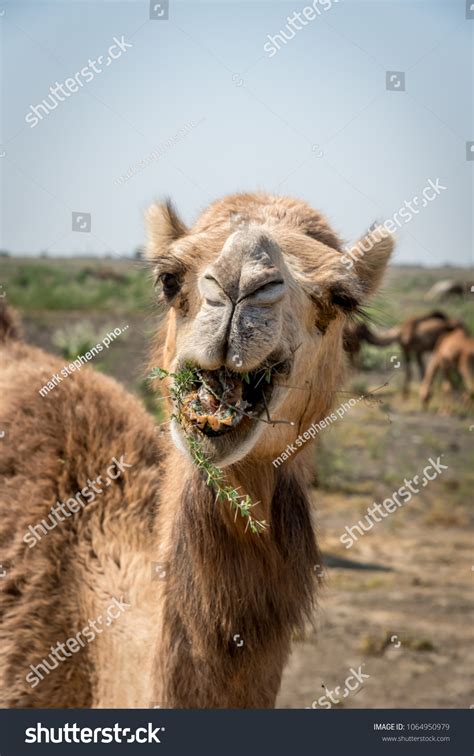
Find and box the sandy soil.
[278,383,474,709]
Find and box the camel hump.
[0,302,22,343]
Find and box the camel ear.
[145,199,188,261]
[342,226,394,298]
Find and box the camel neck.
[152,453,320,707]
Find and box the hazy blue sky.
[1,0,472,266]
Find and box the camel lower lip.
[177,365,274,437]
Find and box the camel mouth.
[176,364,278,437]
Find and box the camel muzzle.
[177,364,278,437]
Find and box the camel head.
[147,194,393,467]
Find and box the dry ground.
[278,381,474,709]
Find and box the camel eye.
[330,284,359,312]
[159,272,180,299]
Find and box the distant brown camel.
[420,325,474,406]
[0,193,393,708]
[342,321,393,366]
[0,301,22,342]
[344,312,462,395]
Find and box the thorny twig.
[186,433,266,534]
[149,365,267,534]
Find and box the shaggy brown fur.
[152,459,320,707]
[0,338,164,707]
[0,193,392,708]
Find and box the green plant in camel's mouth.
[149,363,267,534]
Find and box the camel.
[342,320,395,366]
[420,325,474,406]
[0,301,22,342]
[0,193,393,708]
[343,311,462,394]
[424,279,472,301]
